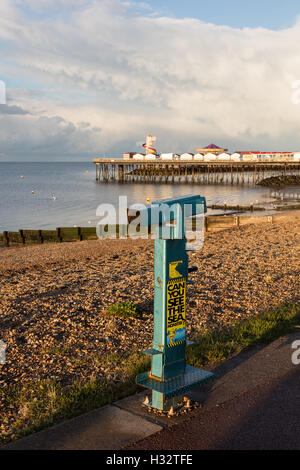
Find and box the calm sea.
[0,162,277,232]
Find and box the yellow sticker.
[169,261,183,279]
[167,278,186,347]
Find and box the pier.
[93,159,300,185]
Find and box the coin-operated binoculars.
[136,195,214,412]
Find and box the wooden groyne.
[0,227,98,247]
[208,204,265,212]
[93,159,300,185]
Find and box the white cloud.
[1,0,300,159]
[0,112,102,156]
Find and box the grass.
[1,303,299,446]
[106,301,142,318]
[186,304,300,367]
[1,353,150,445]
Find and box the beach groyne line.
[0,227,98,247]
[204,210,300,232]
[1,211,299,247]
[208,204,265,211]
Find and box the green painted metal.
[136,194,214,411]
[137,365,213,397]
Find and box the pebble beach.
[0,216,299,437]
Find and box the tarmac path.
[3,331,300,450]
[128,367,300,450]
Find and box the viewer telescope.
[136,194,214,412]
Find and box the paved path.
[128,369,300,450]
[128,329,300,450]
[2,329,300,450]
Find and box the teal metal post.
[136,195,214,411]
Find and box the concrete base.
[2,405,162,450]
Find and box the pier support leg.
[118,165,124,182]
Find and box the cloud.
[1,0,300,159]
[0,112,102,157]
[0,104,30,115]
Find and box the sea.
[0,161,288,232]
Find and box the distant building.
[161,153,176,160]
[180,153,194,160]
[231,153,242,161]
[196,144,228,154]
[194,153,204,160]
[217,152,231,161]
[240,151,294,162]
[203,152,218,161]
[123,152,135,160]
[133,153,145,160]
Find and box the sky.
[134,0,300,30]
[1,0,300,160]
